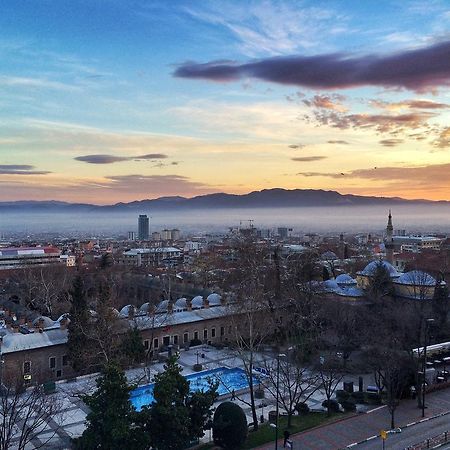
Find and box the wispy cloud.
[74,153,168,164]
[379,138,404,147]
[291,156,327,162]
[0,164,51,175]
[0,75,79,92]
[175,40,450,92]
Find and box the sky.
[1,0,449,204]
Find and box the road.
[357,414,450,449]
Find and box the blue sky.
[0,0,449,203]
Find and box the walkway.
[255,388,450,450]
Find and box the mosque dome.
[119,305,134,317]
[174,298,187,310]
[139,302,150,314]
[396,270,436,286]
[156,300,169,313]
[32,316,55,328]
[323,279,341,293]
[359,260,400,278]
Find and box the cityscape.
[1,1,450,450]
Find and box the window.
[183,332,189,343]
[56,370,62,378]
[173,335,179,345]
[49,357,56,370]
[154,338,159,349]
[228,326,232,335]
[194,331,199,340]
[23,361,31,374]
[203,329,208,340]
[220,326,225,336]
[211,327,216,338]
[62,355,68,366]
[144,340,149,350]
[163,336,170,346]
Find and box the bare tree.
[261,356,319,427]
[317,355,344,416]
[0,373,64,450]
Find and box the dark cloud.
[75,153,168,164]
[379,138,404,147]
[291,156,327,162]
[174,40,450,92]
[288,144,305,149]
[327,140,349,145]
[0,164,51,175]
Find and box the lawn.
[198,411,347,450]
[243,412,342,449]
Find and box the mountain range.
[0,189,448,212]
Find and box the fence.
[406,430,449,449]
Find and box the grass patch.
[244,412,345,449]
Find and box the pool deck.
[17,345,376,448]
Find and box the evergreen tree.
[122,326,146,365]
[74,364,149,450]
[148,357,217,450]
[213,402,248,449]
[67,275,91,372]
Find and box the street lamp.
[275,353,286,450]
[422,318,434,418]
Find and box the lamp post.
[275,353,286,450]
[422,318,434,418]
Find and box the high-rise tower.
[138,214,149,240]
[385,210,394,263]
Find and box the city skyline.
[1,0,450,203]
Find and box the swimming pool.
[130,367,259,411]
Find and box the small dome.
[359,260,399,277]
[321,251,338,260]
[396,271,436,286]
[207,293,222,306]
[156,300,169,313]
[174,298,187,310]
[32,316,55,328]
[139,302,150,314]
[56,313,70,323]
[191,296,203,309]
[335,274,357,286]
[323,280,341,293]
[119,305,134,317]
[110,308,120,317]
[338,286,365,297]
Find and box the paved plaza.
[7,345,450,449]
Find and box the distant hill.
[0,189,447,212]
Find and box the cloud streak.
[0,165,51,175]
[174,40,450,91]
[291,156,327,162]
[74,153,168,164]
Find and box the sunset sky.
[1,0,449,204]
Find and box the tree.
[213,402,248,449]
[0,374,64,450]
[432,277,449,334]
[147,357,217,450]
[74,364,149,450]
[261,355,319,427]
[365,262,393,305]
[317,355,344,416]
[67,275,91,373]
[122,326,146,365]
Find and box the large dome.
[396,270,436,286]
[359,260,399,278]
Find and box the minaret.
[385,210,394,263]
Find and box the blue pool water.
[130,367,258,411]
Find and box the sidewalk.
[255,388,450,450]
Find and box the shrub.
[322,399,340,413]
[190,338,202,347]
[340,398,356,412]
[295,402,310,415]
[213,402,248,449]
[366,392,382,404]
[351,391,365,403]
[335,390,350,402]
